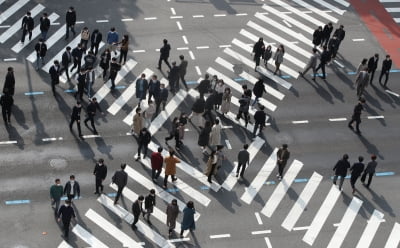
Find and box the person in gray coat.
[236,144,250,178]
[178,55,188,90]
[166,199,179,237]
[112,163,128,205]
[361,154,377,188]
[333,154,350,191]
[273,44,285,75]
[355,68,370,97]
[299,48,318,80]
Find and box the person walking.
[90,29,102,56]
[60,46,72,82]
[321,22,333,46]
[131,108,144,136]
[57,200,76,239]
[189,96,205,127]
[236,144,250,178]
[348,97,366,134]
[100,49,111,80]
[35,38,47,70]
[253,105,266,137]
[156,83,168,114]
[236,92,251,127]
[168,61,180,94]
[119,34,129,64]
[165,117,180,149]
[350,156,365,194]
[332,154,350,191]
[136,128,151,161]
[299,48,318,80]
[328,35,339,59]
[333,25,346,52]
[145,100,156,126]
[356,58,368,75]
[214,80,224,110]
[312,26,323,48]
[136,73,148,106]
[315,45,330,79]
[203,90,216,123]
[157,39,172,70]
[70,43,83,73]
[50,178,63,215]
[39,12,50,41]
[108,57,121,89]
[151,147,163,182]
[273,44,285,75]
[148,75,161,104]
[21,11,34,43]
[196,74,211,99]
[83,51,96,70]
[63,175,80,202]
[3,67,15,96]
[198,121,212,153]
[163,149,180,188]
[209,119,221,149]
[178,55,189,90]
[93,158,107,195]
[166,199,179,237]
[84,97,103,135]
[252,37,265,71]
[144,189,156,225]
[65,7,76,40]
[367,54,379,85]
[49,60,61,96]
[112,163,128,205]
[252,78,266,106]
[205,150,218,183]
[379,54,392,87]
[263,45,272,68]
[74,69,86,101]
[131,195,145,230]
[220,87,232,116]
[355,68,370,97]
[180,201,196,238]
[361,154,377,188]
[0,89,13,125]
[276,144,290,180]
[69,101,82,137]
[106,27,119,55]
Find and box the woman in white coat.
[209,119,221,149]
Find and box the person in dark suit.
[69,101,82,136]
[178,55,189,90]
[131,195,145,230]
[3,67,15,96]
[236,144,250,178]
[0,89,13,125]
[74,69,86,100]
[136,73,148,106]
[144,189,156,224]
[57,200,75,239]
[361,154,377,188]
[328,35,339,59]
[63,175,80,202]
[333,25,345,51]
[348,97,365,134]
[157,39,171,70]
[148,75,160,104]
[321,22,333,46]
[84,97,103,135]
[196,74,211,99]
[253,105,266,137]
[379,55,392,87]
[60,47,72,81]
[367,54,379,85]
[39,12,50,41]
[333,154,350,191]
[315,45,330,79]
[49,60,61,96]
[65,6,76,39]
[108,57,121,89]
[350,156,365,194]
[112,163,128,205]
[252,37,265,71]
[276,144,290,180]
[156,83,168,114]
[312,26,323,48]
[93,158,107,195]
[136,128,151,161]
[90,29,102,56]
[70,43,83,73]
[35,38,47,70]
[168,62,180,94]
[21,11,34,43]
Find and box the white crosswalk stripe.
[57,240,73,248]
[334,0,350,7]
[384,222,400,248]
[11,12,59,53]
[289,0,339,23]
[270,0,327,25]
[42,35,81,72]
[0,0,30,25]
[0,4,45,44]
[310,0,346,15]
[72,224,109,248]
[355,209,385,248]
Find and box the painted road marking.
[384,222,400,248]
[182,35,188,44]
[214,14,227,17]
[3,58,17,61]
[133,49,145,53]
[57,240,73,248]
[219,44,231,48]
[310,0,346,15]
[282,172,323,231]
[210,234,230,239]
[293,226,310,231]
[144,17,157,20]
[352,38,365,41]
[355,209,384,248]
[288,0,338,23]
[270,0,325,25]
[121,18,134,22]
[367,115,384,119]
[236,13,248,16]
[329,117,347,121]
[0,0,30,25]
[255,212,263,225]
[385,89,400,97]
[303,185,341,245]
[81,134,100,139]
[25,91,44,96]
[72,224,108,248]
[42,137,63,142]
[96,19,109,23]
[177,47,189,50]
[176,21,182,30]
[386,7,400,12]
[170,16,183,19]
[251,230,272,235]
[225,139,232,149]
[334,0,350,7]
[265,237,272,248]
[195,65,201,75]
[170,7,176,15]
[193,15,204,18]
[376,172,395,176]
[292,120,309,124]
[189,51,196,60]
[294,178,308,183]
[5,200,30,205]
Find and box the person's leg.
[240,163,246,177]
[90,116,97,133]
[367,173,373,187]
[355,120,361,133]
[131,214,139,228]
[95,177,101,193]
[76,120,82,136]
[54,199,60,215]
[339,176,345,190]
[158,56,162,69]
[63,220,70,237]
[6,107,11,122]
[65,25,69,39]
[164,58,171,69]
[163,175,169,187]
[333,175,338,185]
[236,163,242,176]
[114,186,123,203]
[2,108,7,123]
[384,71,389,86]
[370,70,375,84]
[361,171,367,183]
[278,163,284,178]
[155,169,161,179]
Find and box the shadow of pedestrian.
[12,104,29,130]
[6,124,24,150]
[94,136,113,160]
[367,187,396,218]
[356,134,384,160]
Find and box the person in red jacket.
[151,147,163,182]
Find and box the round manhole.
[275,132,293,145]
[49,158,68,169]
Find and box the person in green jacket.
[50,178,64,215]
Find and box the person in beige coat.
[163,150,180,188]
[205,150,218,183]
[220,87,231,115]
[209,119,221,148]
[131,107,144,136]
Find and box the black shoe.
[93,131,98,135]
[135,156,140,161]
[348,125,354,130]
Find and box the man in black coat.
[367,53,379,85]
[321,22,333,46]
[90,29,102,56]
[93,158,108,195]
[168,61,180,94]
[61,46,72,81]
[74,69,86,100]
[40,12,51,41]
[252,78,266,106]
[328,35,339,59]
[131,195,145,230]
[252,37,265,71]
[379,54,392,87]
[0,89,13,125]
[112,163,128,205]
[361,154,377,188]
[348,97,365,134]
[63,175,80,202]
[312,26,323,48]
[57,200,76,239]
[21,11,34,43]
[69,101,82,136]
[253,105,266,137]
[148,75,160,104]
[108,57,121,89]
[178,55,189,90]
[333,25,345,51]
[315,45,330,79]
[84,97,103,135]
[157,39,171,70]
[189,96,205,127]
[3,67,15,96]
[65,6,76,39]
[144,189,156,224]
[196,74,211,99]
[49,60,61,96]
[204,91,216,123]
[35,38,47,70]
[350,156,365,194]
[333,154,350,191]
[136,128,151,161]
[70,43,83,73]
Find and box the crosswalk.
[379,0,400,23]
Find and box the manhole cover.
[275,132,293,145]
[233,64,244,74]
[49,158,68,169]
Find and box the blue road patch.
[64,89,77,93]
[234,78,246,82]
[107,193,117,197]
[115,85,126,89]
[25,91,44,96]
[265,181,276,185]
[280,75,290,79]
[5,200,30,205]
[61,196,81,201]
[389,69,400,73]
[375,171,395,176]
[187,81,198,85]
[166,188,179,193]
[200,186,210,190]
[294,178,309,183]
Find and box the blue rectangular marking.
[200,186,210,190]
[115,85,126,89]
[234,78,246,82]
[187,81,198,85]
[265,181,276,185]
[375,172,395,176]
[60,196,81,200]
[64,89,77,93]
[294,178,308,183]
[25,91,44,96]
[166,188,179,193]
[347,71,357,75]
[107,193,117,197]
[280,75,291,79]
[389,69,400,73]
[5,200,30,205]
[330,175,350,180]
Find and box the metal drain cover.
[49,158,68,169]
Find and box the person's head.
[87,51,94,56]
[123,34,129,41]
[171,199,177,205]
[218,79,224,86]
[93,29,99,33]
[217,145,224,151]
[210,150,216,157]
[83,26,88,31]
[169,149,175,157]
[148,99,153,105]
[358,156,364,162]
[55,178,61,184]
[43,12,48,18]
[136,107,141,114]
[205,73,209,79]
[224,87,231,93]
[322,45,327,51]
[259,105,265,111]
[141,128,147,133]
[110,27,115,32]
[150,189,155,195]
[138,195,144,202]
[7,67,13,72]
[121,163,127,170]
[70,175,75,181]
[172,61,176,66]
[111,57,117,62]
[242,84,248,90]
[243,144,249,150]
[214,119,219,125]
[187,201,194,209]
[54,60,59,65]
[98,158,104,164]
[163,39,168,44]
[340,24,344,29]
[179,55,184,60]
[160,83,165,89]
[258,37,263,42]
[65,200,71,205]
[69,6,74,11]
[26,11,31,16]
[141,73,146,79]
[328,22,333,27]
[80,68,86,74]
[266,45,271,51]
[152,75,157,80]
[157,147,163,153]
[91,97,97,102]
[312,48,317,53]
[318,26,322,31]
[359,97,366,104]
[66,46,71,52]
[77,43,82,48]
[361,58,368,65]
[343,154,349,160]
[374,53,379,59]
[76,101,81,107]
[386,54,391,60]
[282,144,288,149]
[371,154,377,161]
[205,121,212,128]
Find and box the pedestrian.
[158,39,172,70]
[328,35,339,59]
[70,43,83,73]
[356,58,368,75]
[21,11,34,43]
[214,80,224,110]
[315,45,329,79]
[93,158,107,195]
[3,67,15,96]
[361,154,377,188]
[50,178,63,215]
[74,69,86,100]
[236,92,251,127]
[60,46,72,82]
[263,45,272,68]
[196,74,211,99]
[236,144,250,178]
[276,144,290,180]
[166,199,179,237]
[209,119,221,148]
[321,22,333,46]
[178,113,188,145]
[144,189,156,225]
[148,75,160,104]
[299,48,318,80]
[333,25,345,52]
[253,105,266,137]
[49,60,60,96]
[151,147,163,182]
[63,175,80,202]
[163,149,180,188]
[108,57,121,89]
[189,96,205,127]
[145,100,156,126]
[136,128,151,161]
[205,150,218,183]
[119,34,129,64]
[253,37,265,71]
[367,54,379,85]
[84,97,103,135]
[180,201,196,238]
[273,44,285,75]
[136,73,148,106]
[178,55,189,90]
[131,107,144,136]
[65,7,76,40]
[57,200,76,239]
[379,54,392,87]
[168,61,180,94]
[100,49,111,80]
[332,154,350,191]
[155,83,168,114]
[203,90,216,123]
[348,97,366,134]
[216,145,225,170]
[131,195,145,230]
[355,68,369,97]
[39,12,50,41]
[106,27,119,55]
[220,87,232,116]
[90,29,102,56]
[112,163,128,205]
[69,101,82,137]
[312,26,323,47]
[0,89,13,125]
[198,121,212,153]
[350,156,365,194]
[84,51,96,70]
[165,117,180,149]
[252,78,266,106]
